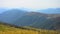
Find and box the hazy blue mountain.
[37,8,60,14]
[0,9,27,23]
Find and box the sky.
[0,0,60,10]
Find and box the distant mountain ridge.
[37,8,60,14]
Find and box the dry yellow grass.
[0,24,60,34]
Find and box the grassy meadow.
[0,24,60,34]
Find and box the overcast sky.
[0,0,60,9]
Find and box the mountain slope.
[27,13,60,30]
[0,23,59,34]
[0,9,27,23]
[14,12,60,30]
[14,12,47,26]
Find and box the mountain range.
[0,8,60,30]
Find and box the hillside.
[0,9,27,23]
[14,12,60,30]
[0,23,60,34]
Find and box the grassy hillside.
[0,24,60,34]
